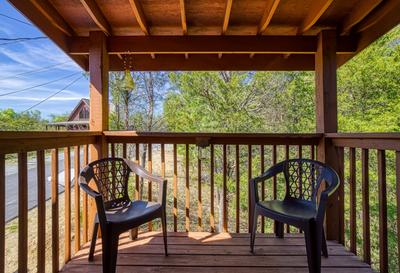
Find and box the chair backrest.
[282,159,339,204]
[80,158,131,210]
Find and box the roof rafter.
[222,0,233,34]
[341,0,382,34]
[179,0,188,35]
[30,0,75,36]
[128,0,149,35]
[298,0,334,34]
[80,0,112,36]
[258,0,280,34]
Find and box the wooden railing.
[104,131,321,234]
[1,131,399,273]
[326,133,400,273]
[0,131,100,273]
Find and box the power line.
[0,60,73,81]
[23,75,84,112]
[0,72,81,97]
[0,37,48,46]
[0,13,33,26]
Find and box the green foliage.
[0,108,45,130]
[49,112,69,122]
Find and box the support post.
[88,31,109,236]
[315,30,341,241]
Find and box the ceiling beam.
[258,0,280,34]
[222,0,233,35]
[179,0,188,35]
[8,0,87,70]
[298,0,334,34]
[30,0,75,36]
[341,0,382,34]
[128,0,149,35]
[80,0,112,36]
[69,36,356,55]
[108,54,315,71]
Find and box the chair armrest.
[124,159,167,207]
[250,162,284,204]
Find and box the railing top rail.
[326,133,400,150]
[0,131,101,139]
[104,131,323,145]
[326,132,400,139]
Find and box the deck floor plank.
[61,232,374,273]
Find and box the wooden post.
[315,30,341,241]
[88,31,109,237]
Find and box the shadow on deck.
[61,232,374,273]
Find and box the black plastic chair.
[249,159,339,273]
[80,158,168,273]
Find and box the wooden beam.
[108,54,315,71]
[30,0,75,36]
[298,0,334,34]
[222,0,233,35]
[258,0,280,34]
[128,0,149,35]
[8,0,87,70]
[179,0,187,35]
[69,36,356,55]
[341,0,382,35]
[80,0,112,36]
[315,30,339,241]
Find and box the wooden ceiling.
[8,0,400,71]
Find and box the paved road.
[5,153,76,222]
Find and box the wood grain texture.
[36,150,46,272]
[80,0,112,35]
[128,0,149,35]
[18,152,28,273]
[74,146,81,253]
[64,147,72,263]
[51,149,59,273]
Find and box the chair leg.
[102,230,119,273]
[274,221,284,239]
[88,222,99,261]
[161,210,168,256]
[304,222,321,273]
[322,228,328,258]
[250,210,258,253]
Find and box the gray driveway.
[5,153,77,222]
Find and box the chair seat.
[258,199,317,221]
[99,200,162,225]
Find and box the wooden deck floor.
[61,232,374,273]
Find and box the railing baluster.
[148,143,152,231]
[272,145,277,199]
[260,145,265,233]
[123,143,127,158]
[64,147,71,263]
[248,145,252,233]
[377,150,388,273]
[198,150,202,231]
[135,143,139,199]
[285,145,290,233]
[74,146,80,253]
[310,145,315,160]
[37,150,46,272]
[51,149,59,273]
[18,152,28,273]
[185,144,190,232]
[82,145,88,243]
[173,144,178,232]
[337,147,345,245]
[223,144,227,232]
[161,144,165,177]
[111,143,115,157]
[349,147,357,254]
[361,148,370,264]
[0,154,4,273]
[298,145,303,233]
[210,145,215,232]
[235,145,240,233]
[396,151,400,271]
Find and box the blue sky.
[0,0,88,118]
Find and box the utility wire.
[0,72,81,97]
[23,75,84,112]
[0,13,33,26]
[0,60,73,81]
[0,37,48,46]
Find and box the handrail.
[104,131,322,145]
[326,133,400,150]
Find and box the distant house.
[46,98,89,130]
